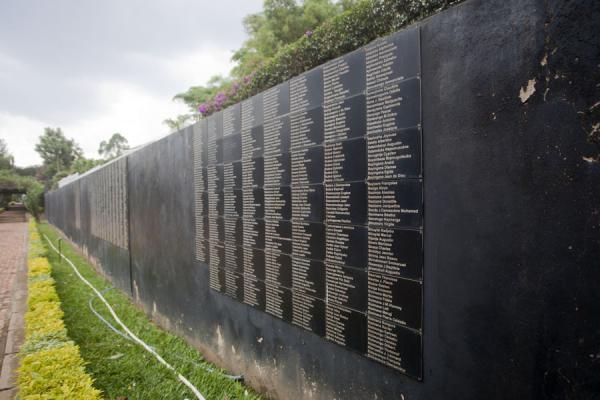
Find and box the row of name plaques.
[193,27,424,379]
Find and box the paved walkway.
[0,208,28,400]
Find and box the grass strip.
[38,222,261,400]
[18,219,102,399]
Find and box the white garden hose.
[43,234,206,400]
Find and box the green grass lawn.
[38,222,261,400]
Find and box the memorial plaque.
[222,132,242,163]
[224,269,244,301]
[265,283,293,322]
[324,138,367,183]
[326,224,369,270]
[290,106,324,149]
[264,186,292,221]
[292,258,325,299]
[242,157,264,187]
[367,317,422,378]
[291,184,325,222]
[292,293,326,336]
[368,228,422,280]
[223,103,241,136]
[243,218,265,249]
[244,248,266,280]
[196,27,424,379]
[264,152,291,186]
[325,304,367,354]
[242,94,265,159]
[325,181,367,225]
[368,127,422,179]
[292,146,324,185]
[366,77,421,134]
[291,67,324,112]
[368,180,422,228]
[243,188,264,219]
[365,27,420,89]
[292,221,325,261]
[244,276,266,310]
[326,264,368,311]
[368,273,422,329]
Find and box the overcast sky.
[0,0,263,167]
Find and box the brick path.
[0,208,28,400]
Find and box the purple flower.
[198,103,209,114]
[305,30,313,37]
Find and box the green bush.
[18,220,101,399]
[200,0,461,116]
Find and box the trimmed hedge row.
[17,220,101,399]
[199,0,461,116]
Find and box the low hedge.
[17,220,101,399]
[198,0,462,116]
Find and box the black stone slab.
[243,275,266,311]
[292,258,325,299]
[367,317,422,379]
[291,66,324,112]
[292,145,324,185]
[264,186,292,221]
[327,264,368,311]
[323,50,366,102]
[368,179,423,228]
[324,94,367,143]
[325,181,368,225]
[265,283,293,323]
[243,218,265,249]
[368,127,422,179]
[291,221,325,261]
[243,157,264,187]
[326,304,367,354]
[292,292,326,336]
[366,78,421,134]
[244,247,266,280]
[366,27,420,88]
[291,184,325,222]
[368,273,422,330]
[290,106,324,149]
[325,224,368,269]
[264,152,291,186]
[324,137,367,183]
[244,188,264,219]
[368,228,423,280]
[222,134,242,163]
[223,103,241,136]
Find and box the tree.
[173,75,230,113]
[71,157,104,174]
[98,133,129,159]
[23,180,44,221]
[0,138,14,170]
[35,128,82,178]
[231,0,348,77]
[163,114,193,131]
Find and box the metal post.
[58,238,63,263]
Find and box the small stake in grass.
[57,238,62,264]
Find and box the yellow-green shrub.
[19,344,101,399]
[18,219,101,400]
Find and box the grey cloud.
[0,0,262,122]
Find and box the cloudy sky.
[0,0,263,167]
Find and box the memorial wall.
[44,0,600,398]
[193,27,424,378]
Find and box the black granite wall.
[45,0,600,398]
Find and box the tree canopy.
[98,133,130,159]
[172,0,358,115]
[35,127,83,178]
